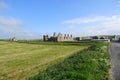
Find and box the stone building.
[43,32,73,42]
[9,37,17,41]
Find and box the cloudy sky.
[0,0,120,39]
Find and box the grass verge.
[30,42,111,80]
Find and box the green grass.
[17,40,94,46]
[30,42,111,80]
[0,41,89,80]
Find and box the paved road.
[110,43,120,80]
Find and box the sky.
[0,0,120,39]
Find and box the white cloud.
[0,0,8,10]
[0,1,41,40]
[62,15,120,36]
[62,15,120,25]
[0,16,24,32]
[0,16,23,33]
[0,16,22,26]
[0,16,41,40]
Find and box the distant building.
[9,37,17,41]
[75,35,115,42]
[112,35,120,41]
[43,32,73,42]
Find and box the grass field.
[30,42,111,80]
[0,41,89,80]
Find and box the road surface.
[110,43,120,80]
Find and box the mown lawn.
[0,41,89,80]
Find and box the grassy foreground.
[0,41,89,80]
[30,42,111,80]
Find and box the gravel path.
[110,43,120,80]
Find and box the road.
[110,43,120,80]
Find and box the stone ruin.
[9,37,17,41]
[43,32,73,42]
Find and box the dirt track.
[110,43,120,80]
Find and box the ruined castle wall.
[43,33,74,42]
